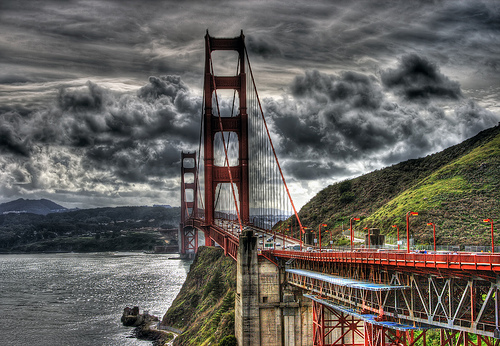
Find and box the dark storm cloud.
[138,76,189,101]
[1,0,500,208]
[266,54,499,181]
[52,76,201,143]
[0,104,33,117]
[291,70,383,110]
[270,69,391,164]
[0,123,30,157]
[0,75,201,194]
[68,76,200,178]
[84,138,183,183]
[58,81,105,112]
[246,35,282,59]
[0,74,34,84]
[381,54,462,103]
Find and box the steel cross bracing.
[267,250,500,344]
[309,294,430,346]
[312,299,365,346]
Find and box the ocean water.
[0,252,192,346]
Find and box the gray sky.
[0,0,499,209]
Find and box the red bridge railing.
[265,249,500,275]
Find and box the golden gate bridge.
[179,31,500,346]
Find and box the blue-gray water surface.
[0,252,192,346]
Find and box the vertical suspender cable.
[196,89,205,218]
[244,46,305,235]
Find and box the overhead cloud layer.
[0,0,499,208]
[266,54,499,183]
[0,76,202,207]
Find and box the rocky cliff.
[162,246,237,346]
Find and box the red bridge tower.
[203,31,250,227]
[179,152,198,256]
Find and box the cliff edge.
[162,246,237,345]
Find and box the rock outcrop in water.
[121,306,145,326]
[122,306,174,345]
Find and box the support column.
[235,230,260,346]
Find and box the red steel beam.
[266,250,500,274]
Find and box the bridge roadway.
[187,219,500,345]
[187,217,301,260]
[188,217,500,274]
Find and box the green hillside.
[288,124,500,248]
[162,246,236,346]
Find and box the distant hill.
[283,124,500,247]
[0,205,181,252]
[0,198,67,215]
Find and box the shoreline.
[122,307,178,345]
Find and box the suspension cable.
[244,46,305,235]
[195,91,205,217]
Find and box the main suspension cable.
[244,46,305,235]
[195,91,205,217]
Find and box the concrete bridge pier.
[235,230,312,345]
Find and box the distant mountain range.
[0,198,68,215]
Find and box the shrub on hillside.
[219,335,237,346]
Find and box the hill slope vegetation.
[162,247,237,346]
[288,124,500,247]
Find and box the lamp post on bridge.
[325,230,333,250]
[273,229,276,250]
[285,228,289,249]
[311,228,318,249]
[483,219,495,253]
[406,211,418,253]
[363,227,371,249]
[392,224,400,250]
[350,217,360,251]
[427,222,436,252]
[319,223,327,252]
[299,225,303,251]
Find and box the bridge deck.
[286,268,408,291]
[268,249,500,274]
